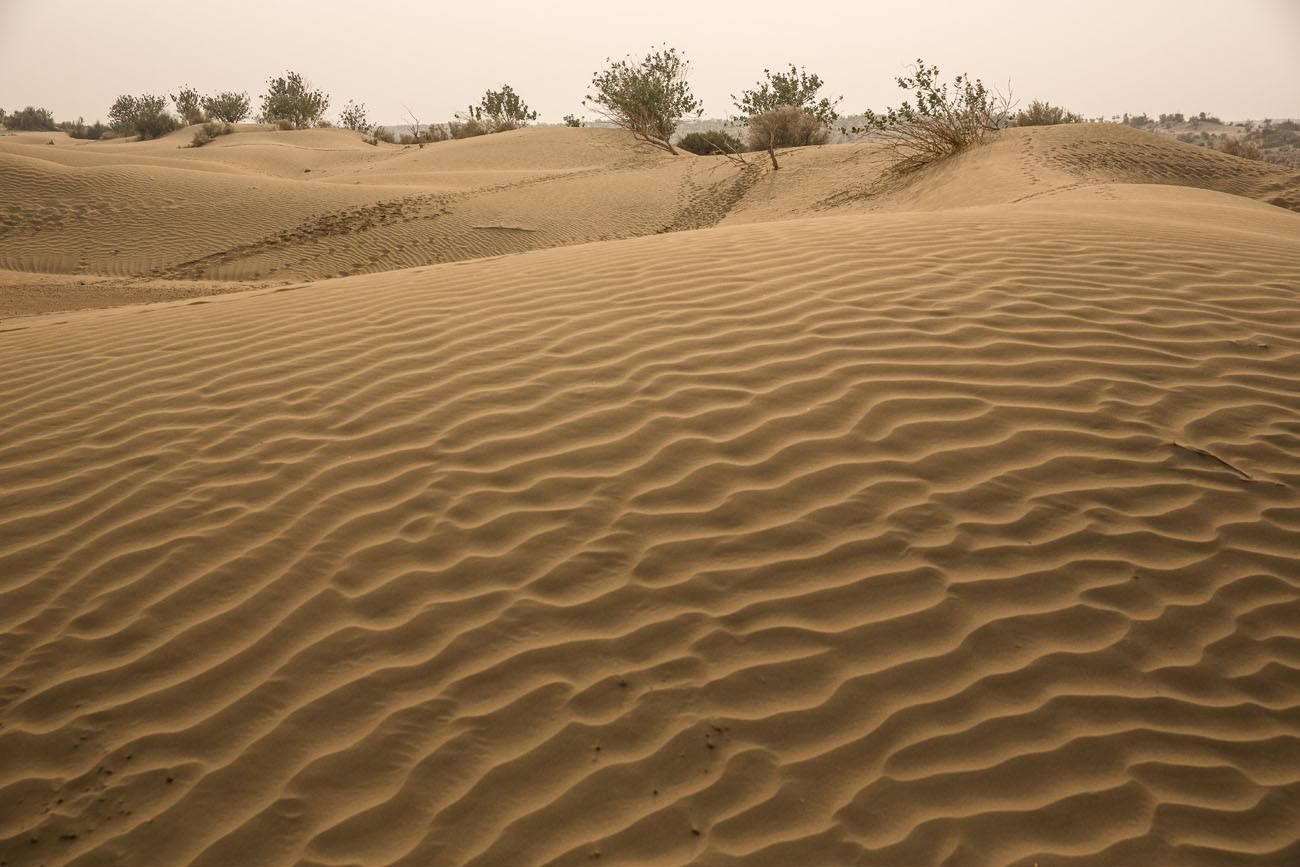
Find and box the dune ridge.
[2,167,1300,866]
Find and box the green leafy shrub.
[5,105,57,131]
[471,84,537,132]
[584,45,701,154]
[677,130,745,156]
[109,94,180,140]
[260,71,329,129]
[562,113,583,128]
[747,106,828,149]
[1013,100,1083,126]
[338,100,370,131]
[189,121,234,147]
[733,65,839,125]
[202,91,250,124]
[171,86,206,125]
[848,59,1011,174]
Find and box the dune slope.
[2,185,1299,866]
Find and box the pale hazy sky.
[2,0,1297,124]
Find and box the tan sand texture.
[2,123,1300,866]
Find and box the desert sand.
[2,123,1300,866]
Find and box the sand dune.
[2,123,1300,866]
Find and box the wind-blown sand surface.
[2,123,1300,866]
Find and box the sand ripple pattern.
[2,210,1300,866]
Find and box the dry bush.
[1013,100,1083,126]
[171,86,206,125]
[367,125,396,145]
[448,118,488,139]
[189,121,233,147]
[747,106,828,149]
[848,60,1011,175]
[1220,136,1264,161]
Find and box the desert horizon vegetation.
[4,48,1296,170]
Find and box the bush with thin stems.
[468,84,537,132]
[260,71,329,129]
[584,45,701,154]
[847,59,1012,175]
[108,94,180,140]
[338,100,371,132]
[748,106,828,168]
[733,65,840,125]
[1013,100,1083,126]
[202,92,250,124]
[562,113,583,128]
[171,86,206,125]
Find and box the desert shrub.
[584,45,701,154]
[848,59,1011,174]
[747,106,828,149]
[1158,112,1185,125]
[171,86,206,125]
[733,65,839,125]
[1124,113,1152,128]
[368,125,395,144]
[468,84,537,132]
[398,133,415,144]
[260,71,329,129]
[5,105,57,131]
[1220,137,1264,161]
[189,121,233,147]
[447,117,488,139]
[59,118,109,139]
[202,91,250,124]
[1196,111,1223,124]
[1013,100,1083,126]
[563,113,583,128]
[338,100,370,131]
[109,94,180,140]
[678,130,745,156]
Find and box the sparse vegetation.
[366,125,396,145]
[4,105,57,131]
[733,65,840,125]
[171,86,206,125]
[202,91,251,124]
[747,106,829,168]
[338,100,371,132]
[1219,136,1263,161]
[60,118,109,140]
[189,121,234,147]
[848,59,1012,174]
[677,130,746,156]
[469,84,538,132]
[1013,100,1083,126]
[260,71,329,129]
[447,117,488,139]
[584,45,702,154]
[1124,113,1153,128]
[108,94,180,140]
[562,114,583,128]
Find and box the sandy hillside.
[2,124,1300,866]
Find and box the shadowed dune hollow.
[2,123,1300,866]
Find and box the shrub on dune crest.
[584,45,702,154]
[1013,100,1083,126]
[847,59,1012,175]
[202,91,251,124]
[260,71,329,129]
[338,100,371,132]
[188,121,234,147]
[60,117,109,139]
[108,94,180,140]
[466,84,538,132]
[747,105,829,168]
[171,86,206,125]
